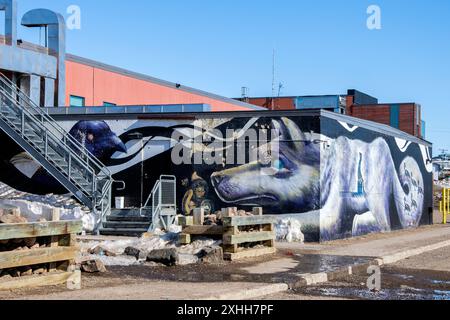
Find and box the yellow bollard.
[444,189,448,224]
[443,189,446,224]
[444,189,450,224]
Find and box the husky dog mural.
[211,118,425,241]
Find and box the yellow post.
[444,188,448,224]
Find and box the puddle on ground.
[430,280,450,285]
[392,274,415,280]
[434,290,450,300]
[292,254,372,274]
[298,286,450,300]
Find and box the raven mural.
[0,121,127,195]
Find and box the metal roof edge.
[319,110,432,147]
[66,54,265,111]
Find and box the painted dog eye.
[273,159,285,170]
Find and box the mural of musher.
[182,172,214,216]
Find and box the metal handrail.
[141,175,176,230]
[0,74,114,230]
[0,88,97,194]
[0,73,110,176]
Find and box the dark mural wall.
[0,113,432,242]
[319,117,433,241]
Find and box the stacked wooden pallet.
[0,209,82,291]
[179,207,276,261]
[222,208,276,261]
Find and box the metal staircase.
[0,73,113,231]
[99,176,177,237]
[100,208,152,237]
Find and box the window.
[70,95,85,107]
[103,102,117,107]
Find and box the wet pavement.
[293,266,450,300]
[97,251,373,286]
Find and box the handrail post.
[68,153,72,177]
[20,111,25,137]
[44,131,48,156]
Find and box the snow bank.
[275,218,305,243]
[0,182,95,231]
[81,233,222,266]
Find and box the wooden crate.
[179,225,225,244]
[178,208,276,261]
[222,215,276,261]
[0,216,82,291]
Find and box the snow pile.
[275,218,305,243]
[85,254,143,267]
[81,233,222,266]
[86,236,175,257]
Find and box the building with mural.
[0,0,433,241]
[0,107,433,241]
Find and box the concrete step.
[103,221,151,229]
[99,228,149,237]
[110,208,150,216]
[106,215,151,222]
[106,209,152,223]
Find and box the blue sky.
[8,0,450,154]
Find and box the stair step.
[4,115,19,123]
[106,215,151,222]
[103,221,151,229]
[27,138,44,145]
[110,208,149,216]
[51,160,68,168]
[99,228,149,237]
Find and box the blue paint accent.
[390,104,400,129]
[351,153,365,197]
[421,120,426,138]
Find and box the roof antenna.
[278,82,284,98]
[271,49,276,109]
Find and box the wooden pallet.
[222,215,276,261]
[0,210,82,291]
[179,207,276,261]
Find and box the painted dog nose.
[211,173,225,187]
